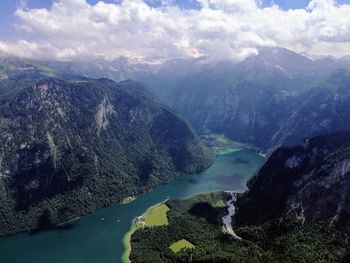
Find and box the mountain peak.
[241,46,314,75]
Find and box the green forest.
[130,192,350,263]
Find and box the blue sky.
[1,0,349,39]
[1,0,350,60]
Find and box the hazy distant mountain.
[0,77,212,236]
[2,47,350,151]
[271,70,350,146]
[244,47,315,76]
[159,48,350,150]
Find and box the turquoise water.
[0,148,264,263]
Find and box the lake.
[0,148,265,263]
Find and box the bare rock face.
[236,132,350,226]
[0,78,213,236]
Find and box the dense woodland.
[130,192,350,263]
[0,77,213,236]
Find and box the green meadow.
[170,239,195,253]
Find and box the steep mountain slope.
[160,49,309,149]
[165,64,295,149]
[163,51,350,150]
[271,70,350,146]
[0,78,212,236]
[237,131,350,226]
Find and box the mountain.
[0,54,210,97]
[270,70,350,147]
[243,47,315,76]
[160,49,350,150]
[237,131,350,225]
[0,77,212,236]
[0,55,84,80]
[163,63,294,148]
[2,48,350,151]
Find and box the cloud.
[0,0,350,61]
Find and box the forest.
[130,192,350,263]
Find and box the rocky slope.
[0,77,212,236]
[236,131,350,226]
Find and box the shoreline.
[121,224,135,263]
[120,192,228,262]
[120,196,136,205]
[121,201,169,263]
[216,147,243,155]
[120,145,258,263]
[122,191,233,262]
[56,216,80,226]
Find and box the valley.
[1,1,350,262]
[1,48,350,263]
[1,49,350,263]
[0,147,264,263]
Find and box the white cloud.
[0,0,350,61]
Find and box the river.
[0,148,265,263]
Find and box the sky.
[1,0,350,61]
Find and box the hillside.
[163,50,350,150]
[0,77,212,236]
[237,131,350,225]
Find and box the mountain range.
[2,47,350,151]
